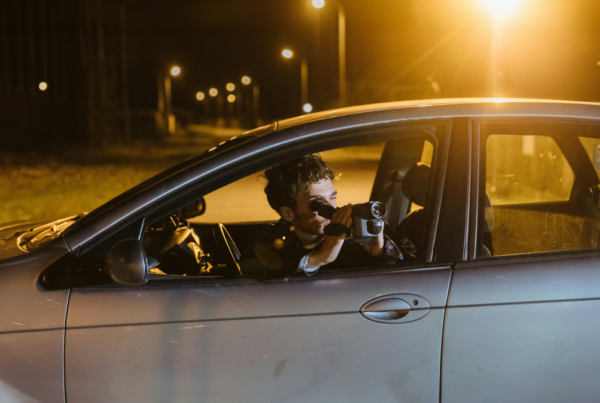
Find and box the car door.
[442,118,600,403]
[63,120,457,403]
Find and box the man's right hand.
[306,204,353,268]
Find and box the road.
[191,144,385,224]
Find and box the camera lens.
[370,202,386,219]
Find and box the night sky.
[127,0,600,118]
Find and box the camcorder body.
[310,200,387,243]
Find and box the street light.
[226,83,235,92]
[39,82,48,91]
[313,0,346,107]
[481,0,519,19]
[241,76,251,85]
[241,76,260,127]
[209,88,218,97]
[480,0,519,96]
[303,103,313,113]
[282,49,309,113]
[196,91,205,101]
[158,65,181,135]
[227,94,236,103]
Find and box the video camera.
[309,200,387,241]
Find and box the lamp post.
[158,65,180,135]
[312,0,346,107]
[282,49,310,113]
[241,76,261,127]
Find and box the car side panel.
[442,254,600,403]
[0,246,70,403]
[66,268,451,403]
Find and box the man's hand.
[307,204,352,267]
[364,229,385,257]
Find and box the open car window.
[142,133,437,281]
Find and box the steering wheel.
[212,223,243,277]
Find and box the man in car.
[241,154,412,279]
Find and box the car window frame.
[468,116,600,263]
[67,119,453,289]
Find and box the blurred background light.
[226,83,235,91]
[312,0,325,8]
[282,49,293,58]
[196,91,205,101]
[241,76,251,85]
[303,103,313,113]
[170,66,181,76]
[481,0,519,19]
[38,82,48,91]
[227,94,236,103]
[209,88,218,96]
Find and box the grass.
[0,139,217,224]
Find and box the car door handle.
[362,298,411,321]
[360,294,430,324]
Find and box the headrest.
[402,162,431,207]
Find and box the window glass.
[578,137,600,180]
[486,135,574,205]
[480,131,600,258]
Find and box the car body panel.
[0,245,69,403]
[65,268,451,402]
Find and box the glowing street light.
[39,82,48,91]
[196,91,205,101]
[227,94,236,103]
[209,88,218,97]
[481,0,519,19]
[282,49,309,113]
[226,83,235,92]
[241,76,251,85]
[303,103,313,113]
[282,49,293,59]
[170,66,181,76]
[312,0,325,8]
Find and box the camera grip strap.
[324,223,352,237]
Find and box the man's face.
[291,178,338,237]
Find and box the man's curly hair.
[264,154,335,212]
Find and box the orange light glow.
[481,0,519,19]
[170,66,181,76]
[196,92,205,101]
[39,82,48,91]
[282,49,293,59]
[209,88,218,97]
[312,0,325,8]
[241,76,251,85]
[226,83,235,91]
[227,94,236,103]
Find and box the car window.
[143,135,436,280]
[477,130,600,258]
[486,134,574,205]
[578,136,600,180]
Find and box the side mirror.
[180,197,207,220]
[105,239,153,286]
[594,144,600,171]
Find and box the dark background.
[1,0,599,147]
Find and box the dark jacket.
[240,219,413,280]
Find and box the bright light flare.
[196,91,205,101]
[312,0,325,8]
[39,82,48,91]
[209,88,218,97]
[170,66,181,76]
[241,76,251,85]
[481,0,519,19]
[226,83,235,91]
[303,103,313,113]
[282,49,293,59]
[227,94,236,103]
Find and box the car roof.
[275,98,600,131]
[63,98,600,253]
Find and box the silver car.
[2,98,600,403]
